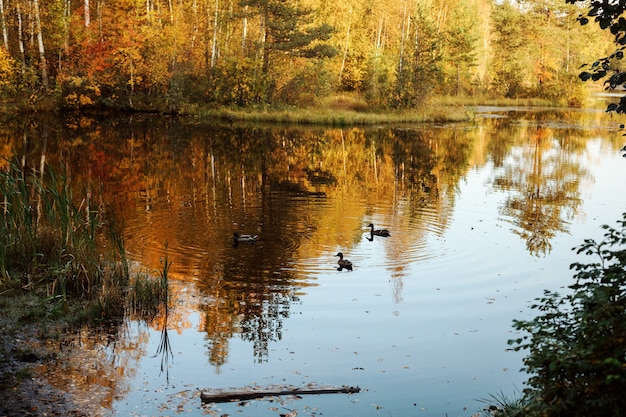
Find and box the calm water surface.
[3,108,626,416]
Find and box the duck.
[335,252,353,271]
[233,232,258,245]
[367,223,390,237]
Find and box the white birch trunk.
[17,1,25,71]
[84,0,90,27]
[241,5,248,51]
[338,6,352,84]
[33,0,49,90]
[0,0,8,50]
[375,17,384,56]
[210,0,219,67]
[398,0,408,74]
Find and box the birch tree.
[0,0,7,50]
[33,0,49,90]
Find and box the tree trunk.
[33,0,49,90]
[17,1,26,72]
[241,5,248,51]
[398,0,408,74]
[85,0,90,27]
[0,0,8,50]
[210,0,218,67]
[337,6,352,85]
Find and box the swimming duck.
[335,252,353,271]
[367,223,390,237]
[233,232,258,245]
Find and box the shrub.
[509,212,626,416]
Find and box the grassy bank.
[3,93,566,125]
[150,95,568,125]
[191,100,472,125]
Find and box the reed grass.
[431,95,559,108]
[190,93,572,126]
[0,160,168,324]
[127,244,170,320]
[193,99,472,126]
[477,390,526,417]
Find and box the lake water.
[2,108,626,416]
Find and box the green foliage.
[570,0,626,113]
[509,212,626,416]
[209,58,266,106]
[241,0,336,74]
[277,61,335,106]
[363,55,396,108]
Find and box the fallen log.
[200,384,361,403]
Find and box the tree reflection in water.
[0,109,615,373]
[492,124,586,256]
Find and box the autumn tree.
[393,2,442,108]
[439,0,479,96]
[487,0,609,105]
[489,1,528,97]
[0,45,16,95]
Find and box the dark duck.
[233,232,258,246]
[367,223,390,237]
[335,252,353,271]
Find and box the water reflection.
[0,109,621,410]
[493,126,586,255]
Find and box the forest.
[0,0,615,111]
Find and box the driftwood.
[200,385,361,403]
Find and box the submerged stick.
[200,385,361,403]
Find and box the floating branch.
[200,384,361,403]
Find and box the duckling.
[233,232,258,245]
[367,223,390,237]
[335,252,353,271]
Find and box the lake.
[2,107,625,416]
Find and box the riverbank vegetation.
[0,0,613,116]
[0,160,168,323]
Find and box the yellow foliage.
[0,47,17,90]
[79,94,95,106]
[65,92,94,108]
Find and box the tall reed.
[0,160,131,321]
[127,243,170,320]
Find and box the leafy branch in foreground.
[571,0,626,115]
[506,212,626,417]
